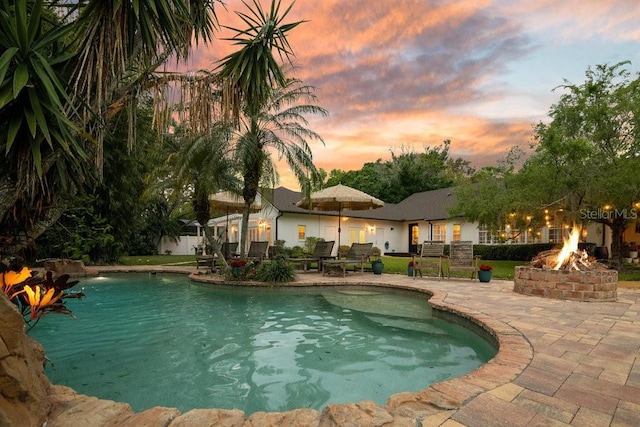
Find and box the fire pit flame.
[553,226,585,270]
[531,226,597,271]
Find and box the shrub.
[255,256,296,283]
[370,246,381,259]
[304,237,320,255]
[223,260,257,280]
[338,245,350,258]
[289,245,305,258]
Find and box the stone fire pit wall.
[513,266,617,302]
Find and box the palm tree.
[216,0,302,122]
[159,123,239,265]
[233,77,327,256]
[214,0,325,257]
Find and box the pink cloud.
[172,0,639,190]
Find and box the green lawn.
[118,255,197,266]
[379,257,524,280]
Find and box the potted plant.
[407,260,414,277]
[371,259,384,275]
[478,264,493,282]
[370,247,384,274]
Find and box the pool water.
[32,273,496,415]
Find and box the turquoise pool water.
[32,273,496,415]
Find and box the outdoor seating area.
[290,240,335,271]
[196,242,239,271]
[322,242,373,277]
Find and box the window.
[478,224,501,244]
[452,224,461,241]
[548,226,562,244]
[478,224,489,244]
[348,228,366,244]
[297,225,306,240]
[433,224,446,242]
[411,225,419,245]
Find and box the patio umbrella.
[296,184,384,249]
[209,192,261,244]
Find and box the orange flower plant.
[1,264,84,330]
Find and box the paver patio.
[78,266,640,426]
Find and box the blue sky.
[187,0,640,188]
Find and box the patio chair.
[446,240,480,280]
[412,241,445,279]
[290,240,335,271]
[246,241,269,262]
[212,242,239,270]
[267,245,277,260]
[222,242,238,260]
[322,242,373,277]
[196,250,214,270]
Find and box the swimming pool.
[32,273,496,415]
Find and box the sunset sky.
[185,0,640,189]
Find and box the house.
[160,186,617,256]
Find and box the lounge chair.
[412,241,445,279]
[222,242,238,260]
[290,240,335,271]
[322,242,373,277]
[246,241,269,262]
[446,240,480,280]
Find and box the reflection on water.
[32,274,496,415]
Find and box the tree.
[216,0,302,122]
[157,123,238,264]
[449,147,538,242]
[0,0,220,252]
[34,99,177,261]
[215,0,321,258]
[529,62,640,261]
[451,62,640,260]
[233,76,326,256]
[325,142,466,203]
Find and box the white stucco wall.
[162,199,618,257]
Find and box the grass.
[118,254,640,281]
[118,255,196,266]
[379,257,523,280]
[118,255,532,280]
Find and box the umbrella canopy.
[209,192,262,243]
[209,191,261,211]
[296,184,384,249]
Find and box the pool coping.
[45,266,640,426]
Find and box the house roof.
[269,186,457,222]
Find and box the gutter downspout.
[274,211,284,242]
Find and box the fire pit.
[513,227,617,302]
